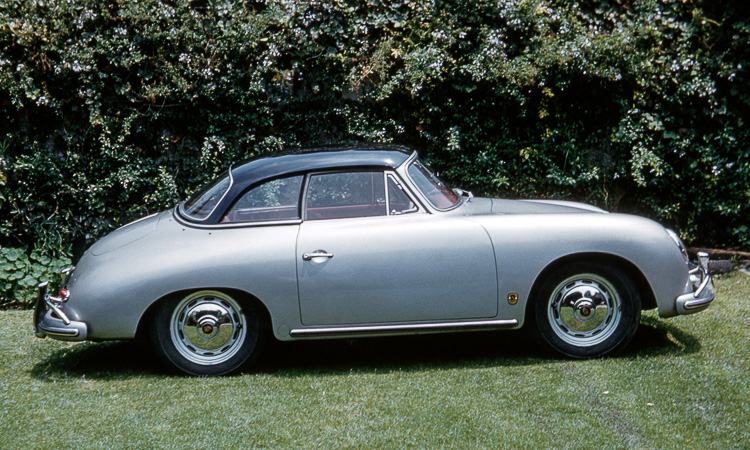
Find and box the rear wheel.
[150,290,265,376]
[534,263,641,358]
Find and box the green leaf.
[19,275,38,287]
[9,270,25,280]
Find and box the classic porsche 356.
[34,145,714,375]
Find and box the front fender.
[467,213,689,325]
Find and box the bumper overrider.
[675,252,715,315]
[33,268,88,341]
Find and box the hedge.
[1,0,748,305]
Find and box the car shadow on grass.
[258,316,702,375]
[29,317,701,380]
[258,329,544,375]
[30,340,164,381]
[622,315,702,358]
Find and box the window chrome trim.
[174,155,432,226]
[384,171,390,214]
[221,174,305,225]
[385,172,421,215]
[178,168,235,223]
[403,159,463,213]
[302,169,389,221]
[172,207,302,229]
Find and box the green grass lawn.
[1,273,748,448]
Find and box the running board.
[289,319,519,338]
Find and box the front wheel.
[533,263,641,358]
[150,290,266,376]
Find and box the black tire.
[150,290,266,376]
[533,262,641,358]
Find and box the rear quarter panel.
[67,211,301,339]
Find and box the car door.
[296,170,498,326]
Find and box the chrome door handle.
[302,251,334,261]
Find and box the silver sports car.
[34,145,715,375]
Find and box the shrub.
[0,246,70,307]
[0,0,747,294]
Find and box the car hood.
[452,197,607,215]
[493,198,606,214]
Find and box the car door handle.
[302,251,334,261]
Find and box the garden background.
[1,0,748,306]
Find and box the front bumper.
[675,252,715,315]
[33,282,88,341]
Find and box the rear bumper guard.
[34,282,88,341]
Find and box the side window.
[387,175,418,215]
[306,172,386,220]
[222,175,303,223]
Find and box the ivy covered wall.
[0,0,748,303]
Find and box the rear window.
[181,172,231,220]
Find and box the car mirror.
[391,206,419,215]
[453,188,473,199]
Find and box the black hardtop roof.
[179,145,417,224]
[229,144,414,184]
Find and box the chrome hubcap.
[548,274,621,347]
[170,291,246,366]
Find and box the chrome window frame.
[302,169,388,221]
[385,172,421,216]
[178,168,235,223]
[221,174,305,225]
[397,153,462,213]
[173,158,430,228]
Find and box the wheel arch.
[134,287,273,341]
[525,252,657,320]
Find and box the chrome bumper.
[675,252,715,315]
[33,282,88,341]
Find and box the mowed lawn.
[1,274,748,448]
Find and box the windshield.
[407,160,459,209]
[181,171,232,220]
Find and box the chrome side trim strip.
[290,319,519,337]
